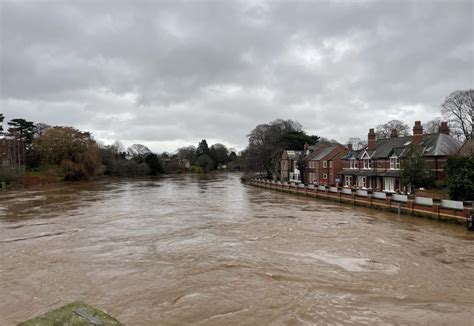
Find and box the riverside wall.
[250,179,472,225]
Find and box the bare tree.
[441,89,473,141]
[346,137,367,150]
[246,119,303,176]
[34,122,51,138]
[127,144,152,158]
[375,120,410,139]
[423,117,442,134]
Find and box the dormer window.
[390,157,400,170]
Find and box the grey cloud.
[1,0,472,152]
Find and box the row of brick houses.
[279,121,463,193]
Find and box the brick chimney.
[347,143,353,151]
[303,142,309,155]
[439,121,450,135]
[390,128,398,138]
[368,128,376,150]
[413,121,423,144]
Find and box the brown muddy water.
[0,174,473,325]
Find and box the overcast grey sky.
[1,0,472,152]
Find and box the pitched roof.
[284,150,302,160]
[309,145,346,161]
[344,133,461,160]
[303,142,331,161]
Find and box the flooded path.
[1,174,473,325]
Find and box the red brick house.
[339,121,461,192]
[280,149,303,182]
[304,144,347,185]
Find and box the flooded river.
[0,174,473,325]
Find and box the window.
[329,161,333,168]
[390,157,400,170]
[323,161,327,168]
[344,176,352,186]
[323,174,328,180]
[384,177,395,192]
[350,158,356,169]
[363,158,371,169]
[357,176,366,188]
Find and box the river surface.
[0,174,473,325]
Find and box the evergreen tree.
[197,139,210,156]
[7,118,36,146]
[445,156,474,201]
[400,144,435,189]
[145,153,164,175]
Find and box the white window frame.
[363,158,371,169]
[357,176,366,188]
[323,173,328,180]
[384,177,395,192]
[323,160,327,168]
[329,161,333,168]
[389,156,400,170]
[350,158,356,169]
[344,176,352,186]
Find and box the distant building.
[339,121,461,192]
[304,144,347,185]
[280,149,303,182]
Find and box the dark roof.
[343,133,461,160]
[311,146,337,161]
[304,142,331,161]
[344,148,364,160]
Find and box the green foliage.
[145,153,163,175]
[400,144,435,189]
[195,154,214,172]
[0,166,23,184]
[35,127,101,181]
[190,165,203,173]
[7,118,36,145]
[245,119,317,177]
[445,155,474,201]
[278,130,319,150]
[209,143,229,168]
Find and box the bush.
[445,155,474,201]
[190,165,203,173]
[0,167,23,185]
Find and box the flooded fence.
[251,179,471,225]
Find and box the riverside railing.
[250,178,471,225]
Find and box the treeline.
[0,114,243,185]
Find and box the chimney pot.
[439,121,450,135]
[413,120,423,144]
